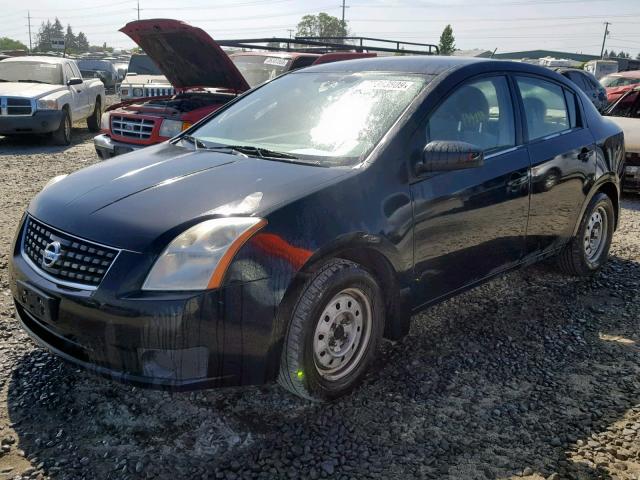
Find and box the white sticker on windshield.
[356,80,416,91]
[264,57,288,67]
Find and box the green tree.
[438,24,455,55]
[65,25,77,53]
[608,50,616,58]
[296,12,348,40]
[0,37,27,51]
[76,32,89,52]
[636,52,640,60]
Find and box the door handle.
[578,147,592,161]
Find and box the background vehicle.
[605,86,640,192]
[601,70,640,104]
[11,57,622,401]
[95,19,428,159]
[0,56,105,145]
[77,59,119,93]
[119,53,174,99]
[554,67,607,112]
[584,59,618,80]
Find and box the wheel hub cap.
[313,288,372,380]
[584,206,607,263]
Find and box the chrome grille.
[22,216,119,289]
[0,97,34,116]
[144,86,174,97]
[111,115,155,139]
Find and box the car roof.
[607,70,640,78]
[229,51,319,59]
[0,55,67,64]
[299,55,562,78]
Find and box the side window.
[71,63,82,79]
[426,76,515,153]
[567,71,587,90]
[63,64,74,83]
[516,76,570,141]
[563,89,578,128]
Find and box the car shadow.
[0,128,95,156]
[5,254,640,479]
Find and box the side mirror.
[416,140,484,174]
[67,77,83,86]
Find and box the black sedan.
[10,56,624,401]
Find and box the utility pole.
[287,29,294,39]
[341,0,348,24]
[27,11,32,53]
[600,21,610,59]
[137,1,140,20]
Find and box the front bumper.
[10,226,280,390]
[0,110,64,135]
[93,133,143,159]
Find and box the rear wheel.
[51,108,71,146]
[278,259,384,401]
[87,97,101,133]
[557,192,614,276]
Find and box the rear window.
[127,54,162,75]
[230,55,292,87]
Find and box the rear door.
[410,74,530,305]
[514,75,595,256]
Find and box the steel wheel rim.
[64,116,71,141]
[584,206,607,264]
[313,288,372,381]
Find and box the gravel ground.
[1,114,640,480]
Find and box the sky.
[3,0,640,58]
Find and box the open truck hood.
[120,19,250,92]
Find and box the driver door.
[63,63,85,120]
[410,74,531,306]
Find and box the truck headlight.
[37,98,58,110]
[132,87,143,97]
[142,217,267,291]
[100,112,110,130]
[120,88,129,97]
[159,119,190,138]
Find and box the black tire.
[557,192,614,276]
[87,97,101,133]
[278,259,384,401]
[51,108,71,146]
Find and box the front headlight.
[100,112,110,130]
[37,98,58,110]
[142,217,267,291]
[132,87,143,97]
[159,119,190,138]
[120,88,129,97]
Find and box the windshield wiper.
[221,145,300,160]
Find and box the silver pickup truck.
[0,56,105,145]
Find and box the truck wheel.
[52,108,71,146]
[87,97,101,133]
[278,259,384,401]
[557,192,614,276]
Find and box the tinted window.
[427,76,515,152]
[516,76,569,140]
[567,71,588,90]
[564,89,578,128]
[581,71,601,89]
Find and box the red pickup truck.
[94,19,375,159]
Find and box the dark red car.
[601,70,640,104]
[94,19,376,159]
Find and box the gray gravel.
[1,119,640,479]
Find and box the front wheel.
[278,259,384,401]
[51,108,71,146]
[557,192,614,276]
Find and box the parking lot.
[0,118,639,479]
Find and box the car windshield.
[187,71,429,166]
[230,55,292,87]
[127,54,162,75]
[0,61,62,84]
[601,75,640,88]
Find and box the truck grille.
[111,115,155,139]
[22,216,119,289]
[144,87,174,97]
[0,97,34,116]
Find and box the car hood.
[0,82,65,99]
[607,116,640,153]
[120,19,250,92]
[28,143,349,252]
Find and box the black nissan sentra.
[10,56,624,400]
